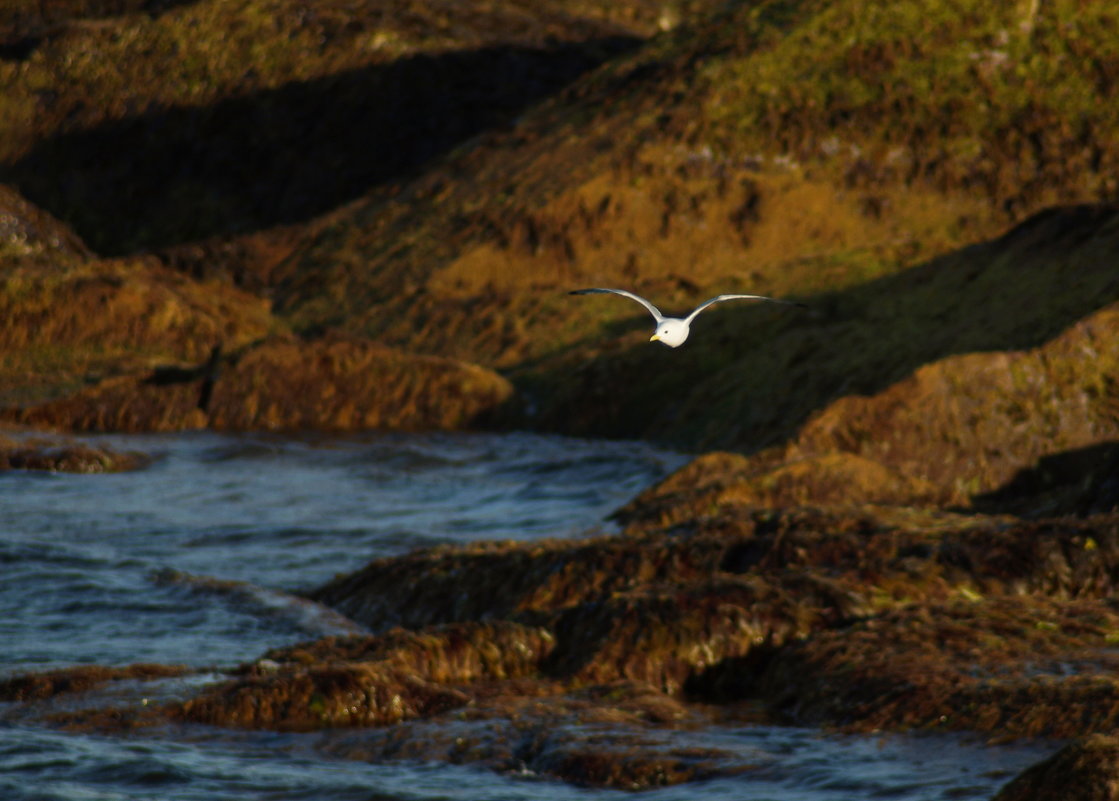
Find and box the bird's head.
[650,319,689,348]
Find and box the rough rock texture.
[0,183,515,435]
[788,304,1119,508]
[0,245,273,410]
[993,735,1119,801]
[9,488,1119,789]
[0,664,189,702]
[753,596,1119,737]
[0,183,90,260]
[612,293,1119,519]
[207,335,516,431]
[4,0,1119,795]
[173,622,554,730]
[4,335,516,433]
[0,430,147,472]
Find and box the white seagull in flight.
[570,287,805,348]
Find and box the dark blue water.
[0,431,1052,799]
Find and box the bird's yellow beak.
[650,334,660,342]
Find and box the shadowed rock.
[544,574,866,693]
[0,664,190,702]
[0,431,148,472]
[314,680,751,790]
[975,441,1119,518]
[3,30,640,254]
[0,183,90,260]
[993,734,1119,801]
[751,596,1119,738]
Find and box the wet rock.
[0,664,190,702]
[8,437,1119,788]
[0,430,148,472]
[175,661,472,731]
[751,596,1119,738]
[615,450,938,528]
[545,574,867,693]
[172,622,554,730]
[11,501,1119,787]
[152,568,368,639]
[993,734,1119,801]
[256,622,555,684]
[309,534,706,633]
[309,523,866,637]
[611,451,767,528]
[936,515,1119,598]
[305,503,1119,741]
[313,504,1119,637]
[525,738,742,790]
[316,680,749,790]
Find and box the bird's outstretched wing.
[569,288,664,322]
[684,294,806,324]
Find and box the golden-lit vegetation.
[5,4,1119,789]
[1,0,1118,486]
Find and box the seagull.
[569,287,805,347]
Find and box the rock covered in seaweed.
[5,334,516,433]
[205,335,515,432]
[0,430,147,472]
[171,622,554,730]
[8,486,1119,790]
[993,734,1119,801]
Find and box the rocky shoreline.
[3,442,1119,795]
[4,1,1119,796]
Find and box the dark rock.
[993,734,1119,801]
[0,431,148,472]
[751,596,1119,738]
[0,664,189,702]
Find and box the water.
[0,431,1053,799]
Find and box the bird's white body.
[651,317,691,347]
[570,287,802,347]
